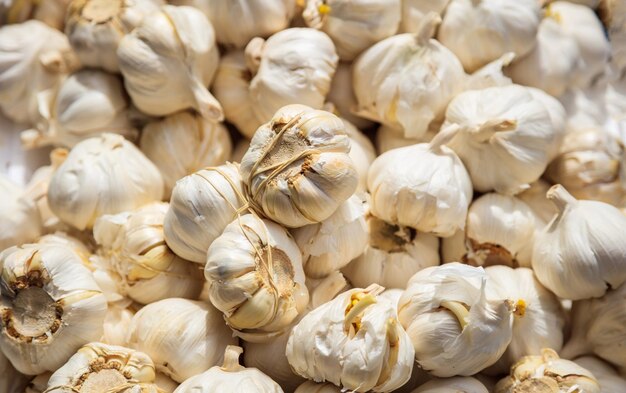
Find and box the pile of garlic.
[2,0,626,392]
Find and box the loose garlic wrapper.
[47,133,164,230]
[401,0,450,34]
[574,357,626,393]
[398,263,515,377]
[140,111,232,197]
[126,298,237,383]
[0,175,42,251]
[117,5,223,121]
[240,104,357,228]
[287,284,415,392]
[532,185,626,300]
[412,377,489,393]
[0,244,107,375]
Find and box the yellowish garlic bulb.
[413,377,489,393]
[0,174,42,251]
[401,0,450,33]
[326,63,375,129]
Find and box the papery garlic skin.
[326,63,374,130]
[140,112,232,197]
[126,298,237,383]
[240,104,357,228]
[575,357,626,393]
[532,185,626,300]
[0,244,107,375]
[0,175,42,251]
[117,5,223,120]
[401,0,449,33]
[164,163,246,264]
[48,133,164,230]
[343,119,376,193]
[412,377,489,393]
[65,0,163,73]
[398,263,515,377]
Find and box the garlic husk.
[464,52,515,91]
[117,5,223,121]
[45,342,159,393]
[294,381,341,392]
[574,356,626,393]
[0,0,70,30]
[343,119,376,193]
[375,125,432,155]
[398,263,515,377]
[47,133,164,230]
[0,243,107,375]
[164,163,246,263]
[287,284,415,392]
[240,104,357,228]
[0,174,43,251]
[484,266,565,375]
[0,350,29,393]
[444,85,557,195]
[140,111,232,198]
[302,0,401,61]
[22,69,137,149]
[495,348,600,393]
[326,62,375,130]
[35,232,94,268]
[101,302,134,346]
[94,202,204,304]
[205,213,309,340]
[367,127,473,236]
[126,298,237,383]
[0,20,78,126]
[413,377,489,393]
[532,185,626,300]
[353,14,466,139]
[401,0,450,33]
[517,180,559,225]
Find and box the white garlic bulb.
[326,63,374,130]
[375,125,431,154]
[0,0,70,30]
[398,263,516,377]
[140,111,232,197]
[287,284,415,392]
[574,357,626,393]
[412,377,489,393]
[353,14,465,139]
[205,213,308,340]
[401,0,450,33]
[559,81,609,132]
[0,351,29,393]
[295,381,342,392]
[45,342,159,393]
[65,0,163,73]
[126,298,237,383]
[0,244,107,375]
[532,185,626,300]
[48,133,164,230]
[367,126,473,236]
[527,86,568,160]
[240,104,357,228]
[517,180,559,225]
[495,349,600,393]
[437,0,541,73]
[174,345,284,393]
[117,5,223,120]
[0,174,42,251]
[343,119,376,193]
[164,163,246,264]
[101,302,134,346]
[464,52,515,91]
[444,84,556,195]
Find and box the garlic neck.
[428,124,461,153]
[546,184,577,213]
[469,118,517,143]
[415,12,441,46]
[221,346,245,372]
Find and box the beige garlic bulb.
[413,377,489,393]
[518,180,558,225]
[240,104,357,228]
[398,263,516,377]
[0,174,42,251]
[126,298,237,383]
[326,63,374,129]
[401,0,450,33]
[140,112,232,197]
[0,244,107,375]
[102,302,134,346]
[118,5,223,120]
[495,349,600,393]
[343,119,376,193]
[375,125,432,154]
[47,133,164,230]
[575,357,626,393]
[0,0,70,30]
[532,185,626,300]
[353,14,465,139]
[0,351,29,393]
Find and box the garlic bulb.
[102,302,134,346]
[0,244,107,375]
[367,126,473,236]
[532,185,626,300]
[140,111,232,197]
[48,133,164,230]
[518,180,558,225]
[240,104,357,228]
[398,263,516,377]
[117,5,223,120]
[353,14,465,139]
[437,0,541,73]
[495,348,600,393]
[164,163,246,263]
[126,298,237,383]
[326,63,374,129]
[174,346,284,393]
[0,20,78,125]
[343,119,376,193]
[464,52,515,91]
[0,174,42,251]
[94,202,204,304]
[45,342,159,393]
[21,69,137,149]
[287,284,415,392]
[441,193,538,268]
[295,382,341,393]
[0,351,29,393]
[0,0,70,30]
[413,377,489,393]
[205,213,308,340]
[302,0,401,61]
[527,87,568,160]
[401,0,450,33]
[444,85,556,195]
[375,125,429,154]
[293,194,367,278]
[574,357,626,393]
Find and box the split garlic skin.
[401,0,450,34]
[240,104,358,228]
[398,263,515,377]
[117,5,223,121]
[0,244,107,375]
[126,298,237,383]
[574,357,626,393]
[412,377,489,393]
[532,185,626,300]
[0,175,42,251]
